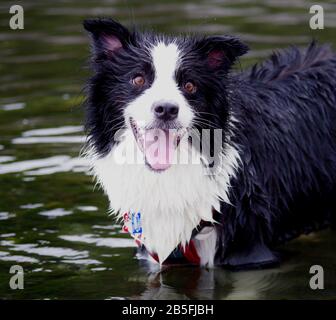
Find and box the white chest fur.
[89,130,240,265]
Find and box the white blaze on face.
[124,41,194,128]
[125,41,194,171]
[150,41,181,93]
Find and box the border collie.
[83,18,336,269]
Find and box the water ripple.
[0,156,89,175]
[22,126,84,137]
[12,136,86,144]
[0,102,25,111]
[38,208,73,218]
[59,234,137,248]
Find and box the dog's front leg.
[216,194,280,270]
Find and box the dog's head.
[84,18,248,172]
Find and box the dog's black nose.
[153,103,179,121]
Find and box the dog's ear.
[197,36,249,70]
[83,18,134,58]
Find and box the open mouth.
[130,117,186,172]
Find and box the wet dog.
[83,18,336,269]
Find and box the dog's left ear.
[197,36,249,70]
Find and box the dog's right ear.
[83,18,133,58]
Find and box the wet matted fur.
[83,18,336,269]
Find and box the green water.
[0,0,335,299]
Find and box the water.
[0,0,336,299]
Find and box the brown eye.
[132,75,145,87]
[184,81,196,94]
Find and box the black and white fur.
[83,18,336,269]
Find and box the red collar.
[148,240,200,265]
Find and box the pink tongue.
[144,129,177,171]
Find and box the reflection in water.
[223,268,289,300]
[136,264,293,300]
[0,0,336,300]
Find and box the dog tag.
[131,211,142,235]
[123,211,143,244]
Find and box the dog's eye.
[132,75,145,87]
[184,82,196,94]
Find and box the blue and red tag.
[122,210,200,265]
[123,211,143,246]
